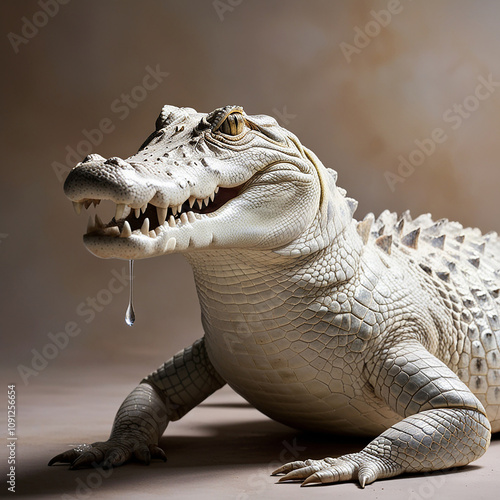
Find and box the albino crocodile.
[50,104,500,487]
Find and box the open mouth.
[74,186,242,239]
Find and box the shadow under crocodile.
[18,399,495,497]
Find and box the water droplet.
[125,259,135,326]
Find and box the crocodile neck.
[185,221,364,329]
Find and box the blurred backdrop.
[2,0,500,382]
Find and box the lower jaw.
[82,217,216,259]
[83,232,173,260]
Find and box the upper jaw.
[64,156,246,259]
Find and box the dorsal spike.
[436,271,450,282]
[431,235,446,249]
[346,197,358,217]
[419,263,432,275]
[356,218,372,245]
[471,242,485,254]
[455,235,465,244]
[401,228,420,249]
[328,169,338,183]
[422,218,446,235]
[402,210,412,222]
[395,218,405,236]
[468,257,480,268]
[337,187,347,197]
[375,234,392,254]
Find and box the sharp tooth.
[72,201,83,215]
[95,214,104,228]
[135,208,141,218]
[168,215,176,228]
[180,213,188,224]
[120,221,132,238]
[197,199,203,209]
[87,215,94,233]
[115,204,126,220]
[172,205,178,216]
[187,211,196,223]
[155,227,162,235]
[141,218,150,235]
[189,196,196,208]
[177,204,182,213]
[203,197,210,206]
[149,230,156,238]
[141,204,148,214]
[166,237,176,251]
[210,192,215,202]
[84,200,92,209]
[214,186,219,194]
[156,207,167,225]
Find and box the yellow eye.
[219,112,245,136]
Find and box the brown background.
[1,1,500,498]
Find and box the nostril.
[83,153,106,163]
[105,157,129,168]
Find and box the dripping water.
[125,259,135,326]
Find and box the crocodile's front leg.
[273,340,491,487]
[49,337,226,469]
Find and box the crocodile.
[50,104,500,487]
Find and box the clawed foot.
[271,452,399,488]
[48,439,167,470]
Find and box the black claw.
[69,453,95,470]
[48,450,79,466]
[150,445,167,462]
[48,456,61,466]
[50,440,166,470]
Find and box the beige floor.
[7,365,500,500]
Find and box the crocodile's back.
[367,210,500,430]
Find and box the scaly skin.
[50,105,499,487]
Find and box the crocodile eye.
[219,112,245,136]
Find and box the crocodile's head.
[64,105,347,260]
